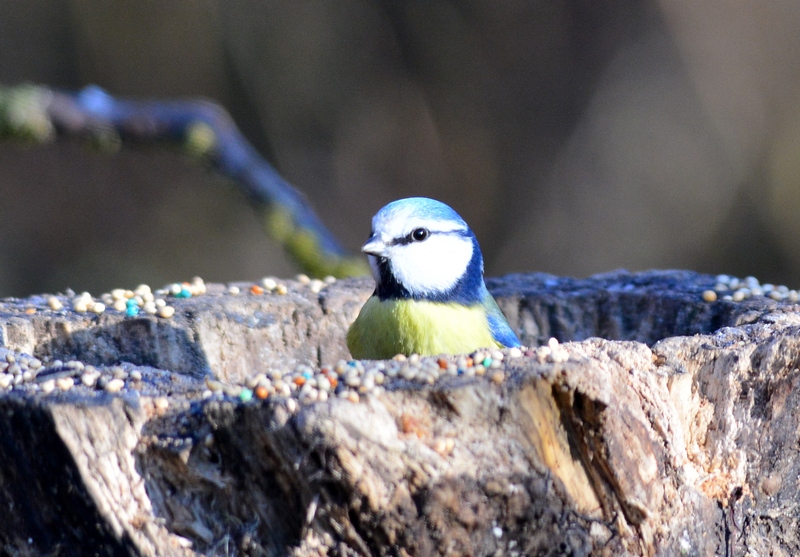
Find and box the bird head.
[362,197,485,302]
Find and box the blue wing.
[483,291,521,348]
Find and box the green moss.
[0,84,54,142]
[86,127,122,153]
[185,122,217,159]
[265,207,294,243]
[263,206,368,278]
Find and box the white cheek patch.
[390,233,473,296]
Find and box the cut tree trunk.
[0,270,796,556]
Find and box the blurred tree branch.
[0,83,367,279]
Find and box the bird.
[346,197,521,359]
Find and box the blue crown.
[377,197,467,228]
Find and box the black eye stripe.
[392,235,416,246]
[390,228,466,246]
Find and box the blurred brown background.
[2,1,800,298]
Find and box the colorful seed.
[105,378,125,393]
[174,287,192,299]
[262,278,277,291]
[309,279,324,293]
[158,306,175,319]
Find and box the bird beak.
[362,236,389,257]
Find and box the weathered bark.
[0,270,795,556]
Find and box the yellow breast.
[346,297,500,359]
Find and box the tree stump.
[0,270,795,556]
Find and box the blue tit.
[346,197,521,359]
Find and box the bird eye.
[411,228,429,242]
